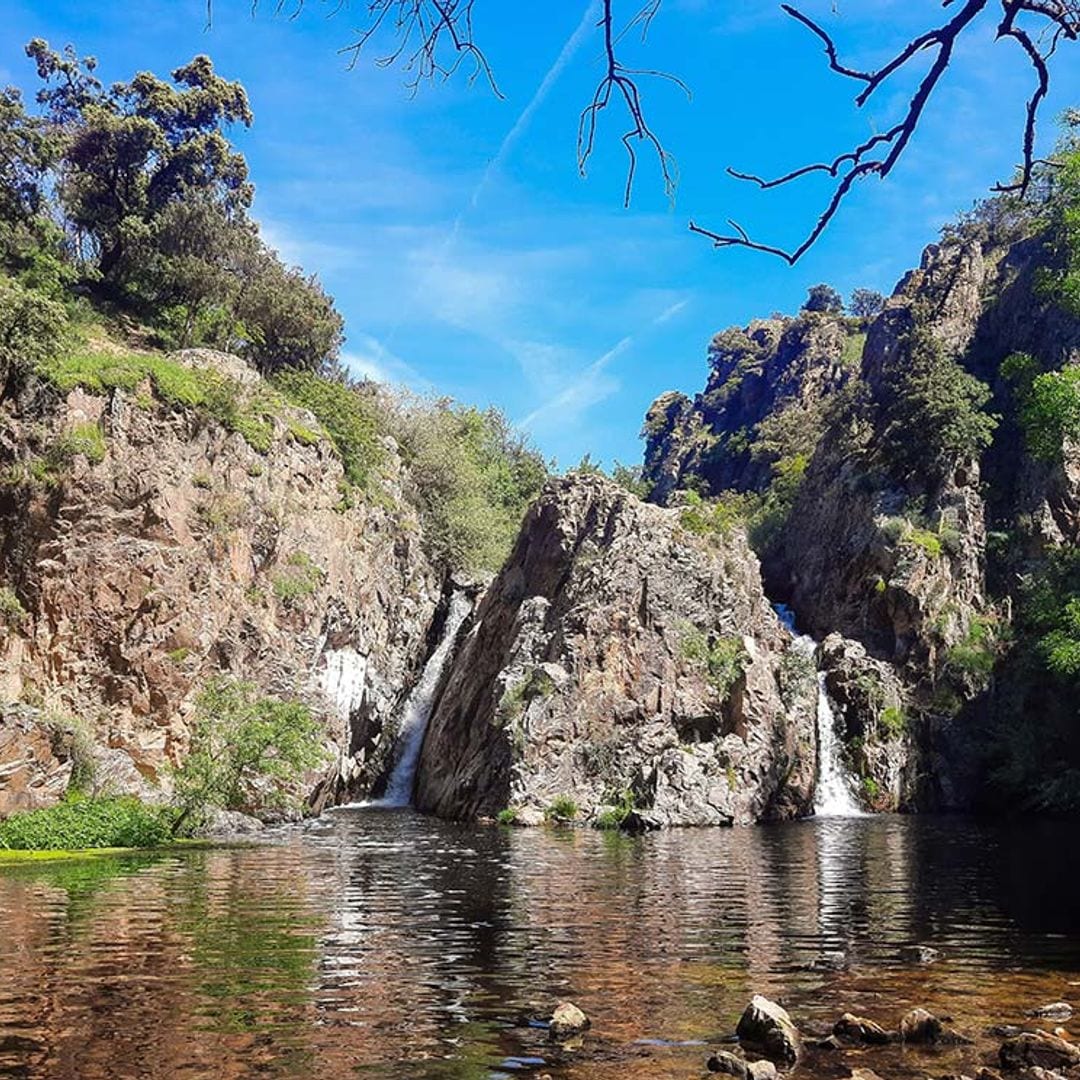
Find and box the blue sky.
[5,2,1080,468]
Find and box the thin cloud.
[341,334,431,390]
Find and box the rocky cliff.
[643,228,1080,814]
[415,474,817,825]
[0,349,442,815]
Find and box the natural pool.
[0,811,1077,1078]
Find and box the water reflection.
[0,814,1077,1079]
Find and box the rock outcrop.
[0,352,442,810]
[414,475,817,824]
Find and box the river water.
[0,812,1077,1079]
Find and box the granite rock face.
[0,353,442,809]
[414,475,817,824]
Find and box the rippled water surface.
[1,812,1078,1079]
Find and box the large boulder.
[999,1031,1080,1072]
[736,995,802,1065]
[414,476,817,824]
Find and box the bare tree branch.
[696,0,1079,263]
[577,0,687,207]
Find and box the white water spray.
[774,605,863,817]
[374,591,472,808]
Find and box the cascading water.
[774,604,864,817]
[373,591,472,808]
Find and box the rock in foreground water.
[736,995,801,1064]
[548,1001,589,1042]
[999,1030,1080,1071]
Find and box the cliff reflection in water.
[1,813,1078,1079]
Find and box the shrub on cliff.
[0,275,68,384]
[392,399,548,574]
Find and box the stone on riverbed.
[1026,1004,1074,1022]
[736,995,801,1064]
[706,1053,777,1080]
[548,1001,589,1042]
[901,944,942,964]
[900,1007,944,1044]
[833,1012,893,1045]
[999,1031,1080,1071]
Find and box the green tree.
[171,677,325,832]
[803,283,844,315]
[235,248,344,372]
[28,40,253,284]
[0,275,68,386]
[877,325,997,478]
[849,288,886,319]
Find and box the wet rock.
[974,1070,1005,1080]
[548,1001,589,1042]
[199,808,265,838]
[1027,1005,1075,1022]
[990,1027,1027,1039]
[847,1069,888,1080]
[900,1007,944,1044]
[902,944,942,964]
[707,1051,748,1077]
[512,807,545,828]
[999,1031,1080,1072]
[747,1062,778,1080]
[736,995,801,1065]
[834,1012,893,1045]
[810,1035,843,1051]
[807,951,849,972]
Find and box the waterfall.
[374,591,472,808]
[774,604,864,818]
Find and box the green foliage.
[610,461,651,499]
[947,614,999,681]
[879,705,907,737]
[392,399,548,574]
[679,626,747,699]
[496,667,555,727]
[841,331,867,368]
[1036,125,1080,316]
[803,283,843,314]
[594,789,636,830]
[877,325,997,478]
[270,550,323,605]
[234,250,343,373]
[1011,362,1080,463]
[862,777,881,801]
[679,489,757,541]
[170,677,324,830]
[0,586,27,627]
[495,808,518,826]
[905,526,943,559]
[52,421,107,465]
[273,369,383,488]
[38,346,286,453]
[0,795,173,851]
[849,288,886,319]
[544,795,578,824]
[0,274,68,383]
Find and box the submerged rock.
[1026,1004,1075,1022]
[999,1031,1080,1071]
[901,944,942,964]
[900,1007,944,1044]
[548,1001,589,1042]
[736,995,802,1065]
[833,1012,893,1045]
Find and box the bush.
[947,615,999,681]
[0,274,67,384]
[879,706,907,736]
[877,324,997,479]
[544,795,578,824]
[274,370,383,489]
[0,586,27,627]
[495,808,518,826]
[236,251,344,373]
[0,795,173,851]
[594,789,636,830]
[391,399,548,574]
[270,551,323,605]
[803,284,843,314]
[679,627,747,699]
[52,420,106,465]
[171,677,325,832]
